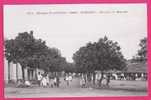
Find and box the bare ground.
[5,77,147,98]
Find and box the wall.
[4,57,45,83]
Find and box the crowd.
[16,72,73,88]
[22,73,109,88]
[17,72,147,88]
[36,72,73,88]
[79,73,111,88]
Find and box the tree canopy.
[132,37,147,62]
[63,63,76,73]
[5,31,67,77]
[73,36,127,73]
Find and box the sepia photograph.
[4,4,147,98]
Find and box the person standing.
[106,73,111,87]
[65,74,69,86]
[37,72,42,86]
[46,73,50,86]
[69,75,73,82]
[80,77,86,88]
[53,76,57,87]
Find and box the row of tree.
[5,31,147,84]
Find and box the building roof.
[126,62,147,73]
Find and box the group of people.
[37,72,60,88]
[37,72,73,88]
[111,73,147,81]
[17,72,111,88]
[64,74,73,86]
[80,73,111,88]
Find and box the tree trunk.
[93,72,96,85]
[35,68,38,80]
[8,62,10,83]
[53,72,57,77]
[87,72,91,88]
[21,66,25,82]
[99,72,104,87]
[16,63,18,82]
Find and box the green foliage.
[73,36,126,73]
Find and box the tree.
[132,37,147,62]
[73,36,126,86]
[5,31,68,81]
[4,39,16,82]
[5,31,48,81]
[63,63,76,73]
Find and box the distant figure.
[25,80,31,87]
[53,77,57,87]
[112,73,118,80]
[69,75,73,82]
[80,77,86,88]
[37,72,42,86]
[121,73,125,80]
[102,78,107,87]
[56,76,60,87]
[49,76,54,88]
[65,75,70,86]
[16,79,24,88]
[46,73,50,86]
[106,74,111,87]
[41,76,47,87]
[101,74,107,87]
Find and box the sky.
[4,4,147,62]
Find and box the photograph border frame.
[0,0,150,100]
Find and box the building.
[94,61,147,81]
[4,57,45,84]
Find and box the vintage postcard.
[0,0,150,100]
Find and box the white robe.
[41,77,47,86]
